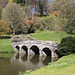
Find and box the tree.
[9,0,26,6]
[0,20,11,35]
[2,2,27,35]
[38,0,48,17]
[26,0,37,21]
[64,18,75,34]
[60,2,75,34]
[0,0,9,8]
[60,2,75,18]
[49,0,75,34]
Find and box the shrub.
[0,36,12,39]
[0,20,11,35]
[58,37,75,56]
[11,35,35,42]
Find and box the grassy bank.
[21,54,75,75]
[0,39,15,53]
[31,31,75,42]
[0,53,14,58]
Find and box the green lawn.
[21,54,75,75]
[31,31,75,42]
[0,39,15,53]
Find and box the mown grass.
[31,31,75,42]
[21,54,75,75]
[0,39,15,53]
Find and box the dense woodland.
[0,0,75,35]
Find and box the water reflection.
[0,53,57,75]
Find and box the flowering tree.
[52,11,57,16]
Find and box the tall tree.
[38,0,48,16]
[49,0,73,12]
[2,2,28,35]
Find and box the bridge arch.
[42,47,51,56]
[15,46,20,51]
[21,45,28,53]
[30,45,39,55]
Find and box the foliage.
[2,2,28,35]
[49,0,73,12]
[33,22,43,31]
[9,0,13,3]
[60,2,75,34]
[60,2,75,18]
[22,6,31,20]
[15,20,28,34]
[31,17,44,32]
[41,14,62,32]
[38,0,48,16]
[9,0,27,6]
[41,16,54,31]
[58,37,75,56]
[11,35,35,42]
[0,35,12,39]
[52,11,58,16]
[21,54,75,75]
[0,20,11,35]
[49,0,75,34]
[64,18,75,34]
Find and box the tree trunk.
[32,2,35,21]
[13,24,15,36]
[13,29,15,36]
[40,6,43,17]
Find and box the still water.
[0,53,57,75]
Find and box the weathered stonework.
[11,40,59,58]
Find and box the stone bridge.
[11,40,59,58]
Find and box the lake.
[0,53,57,75]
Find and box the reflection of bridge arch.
[30,55,39,64]
[22,46,28,53]
[22,54,28,61]
[10,53,53,70]
[42,48,51,56]
[30,45,39,55]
